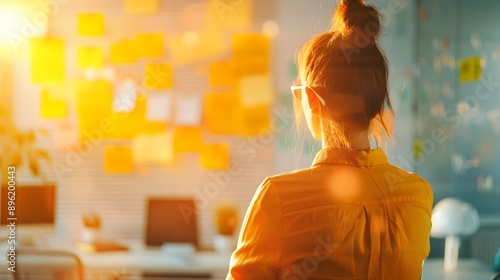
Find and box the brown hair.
[295,0,393,149]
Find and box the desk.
[0,240,231,279]
[79,249,231,278]
[423,259,493,280]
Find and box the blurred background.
[0,0,499,279]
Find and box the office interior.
[0,0,500,279]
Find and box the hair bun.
[333,0,380,42]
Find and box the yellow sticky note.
[459,56,482,83]
[125,0,159,14]
[104,146,134,173]
[209,61,235,87]
[31,37,65,83]
[413,139,424,161]
[232,34,271,75]
[208,0,252,28]
[200,143,229,170]
[135,33,164,58]
[215,205,238,235]
[132,133,174,165]
[110,40,137,64]
[75,79,113,139]
[107,95,167,139]
[173,127,202,152]
[169,28,225,65]
[77,13,104,36]
[204,92,239,134]
[237,105,271,136]
[238,74,274,107]
[77,46,103,69]
[40,88,67,119]
[143,63,173,89]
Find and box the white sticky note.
[238,74,274,108]
[113,78,137,112]
[174,95,202,126]
[146,92,171,122]
[132,132,174,165]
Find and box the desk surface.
[79,249,231,275]
[423,259,493,280]
[0,240,232,277]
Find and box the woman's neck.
[322,130,372,151]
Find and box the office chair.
[13,248,84,280]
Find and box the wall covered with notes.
[11,0,279,246]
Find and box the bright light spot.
[182,31,199,47]
[0,7,22,40]
[487,109,500,135]
[262,20,280,37]
[492,48,500,60]
[326,167,361,200]
[470,32,481,50]
[84,69,99,80]
[480,58,487,68]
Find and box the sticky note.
[40,88,67,118]
[200,143,230,170]
[107,95,167,139]
[77,13,104,36]
[31,37,65,83]
[132,133,174,165]
[135,33,164,58]
[459,56,482,83]
[237,105,271,136]
[113,77,137,113]
[77,46,103,69]
[124,0,159,14]
[143,63,173,89]
[169,28,225,65]
[53,121,80,150]
[238,74,274,107]
[174,95,202,126]
[104,146,134,173]
[173,127,202,152]
[204,92,239,134]
[233,33,271,59]
[209,61,235,87]
[145,92,171,122]
[215,205,238,235]
[413,139,424,161]
[232,34,271,75]
[110,40,137,63]
[208,0,252,28]
[75,79,113,138]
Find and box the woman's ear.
[305,87,321,114]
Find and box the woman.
[226,0,433,279]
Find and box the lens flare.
[326,167,361,200]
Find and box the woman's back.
[227,0,433,278]
[227,148,432,279]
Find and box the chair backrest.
[13,248,84,280]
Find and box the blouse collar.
[312,147,389,167]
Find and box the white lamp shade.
[430,198,480,238]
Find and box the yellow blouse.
[226,148,433,280]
